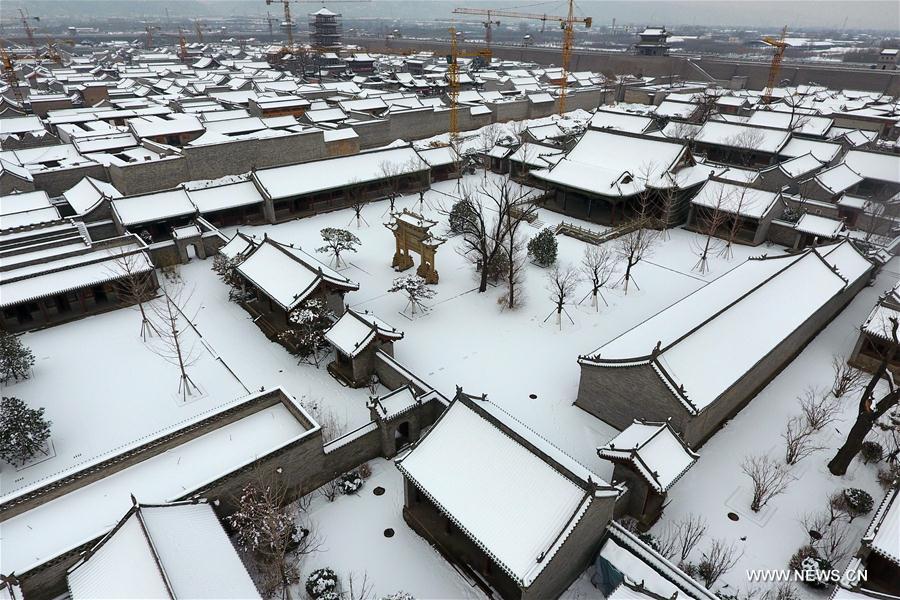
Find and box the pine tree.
[317,228,361,268]
[527,228,558,267]
[279,298,333,367]
[448,198,476,234]
[388,275,436,316]
[0,331,35,384]
[212,254,252,303]
[0,396,51,465]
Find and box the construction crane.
[266,11,276,36]
[0,47,24,107]
[265,0,296,52]
[145,25,160,49]
[18,9,39,56]
[194,20,206,44]
[46,38,75,65]
[453,2,591,114]
[762,26,789,105]
[447,25,491,142]
[178,28,189,61]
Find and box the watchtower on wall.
[309,8,343,54]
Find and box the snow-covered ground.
[179,171,763,477]
[294,459,484,599]
[644,257,899,598]
[1,298,249,500]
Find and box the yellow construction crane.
[762,26,788,105]
[447,25,492,141]
[1,47,24,106]
[46,38,75,65]
[178,28,189,61]
[453,2,591,114]
[194,20,205,44]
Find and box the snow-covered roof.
[773,153,824,179]
[396,397,617,587]
[236,237,358,312]
[746,110,833,137]
[0,190,53,216]
[794,213,844,238]
[589,110,655,134]
[599,522,718,600]
[68,501,259,599]
[325,308,403,358]
[861,284,900,342]
[598,420,698,493]
[779,137,842,163]
[581,244,869,413]
[863,483,900,567]
[654,100,697,120]
[219,231,256,260]
[0,242,153,309]
[813,163,864,194]
[509,143,565,168]
[112,188,197,227]
[694,120,790,154]
[370,385,421,421]
[186,180,264,214]
[844,150,900,185]
[128,114,204,138]
[417,145,457,168]
[62,176,123,216]
[253,147,427,200]
[691,179,779,219]
[533,130,686,199]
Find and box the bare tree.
[697,538,743,588]
[783,416,825,465]
[717,185,751,260]
[438,179,535,294]
[742,454,795,512]
[726,129,765,167]
[501,228,528,310]
[657,513,708,563]
[761,582,800,600]
[691,185,729,274]
[346,180,369,229]
[579,245,616,310]
[615,196,659,293]
[110,248,158,341]
[829,317,899,476]
[148,285,201,402]
[229,480,322,600]
[817,518,853,567]
[545,264,580,329]
[798,387,841,432]
[831,355,867,398]
[346,572,375,600]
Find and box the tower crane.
[178,28,189,61]
[762,26,788,105]
[453,1,591,114]
[0,48,24,107]
[145,25,160,49]
[194,20,206,44]
[18,9,39,56]
[447,25,491,142]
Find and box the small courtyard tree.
[0,331,35,384]
[229,481,321,599]
[528,227,558,267]
[580,244,616,310]
[501,228,527,310]
[0,396,51,465]
[742,453,795,512]
[545,264,580,329]
[148,285,201,403]
[317,227,361,269]
[212,253,252,303]
[615,225,658,294]
[279,298,332,368]
[691,186,729,275]
[448,198,476,235]
[111,248,159,340]
[389,274,436,316]
[346,182,369,229]
[829,316,900,475]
